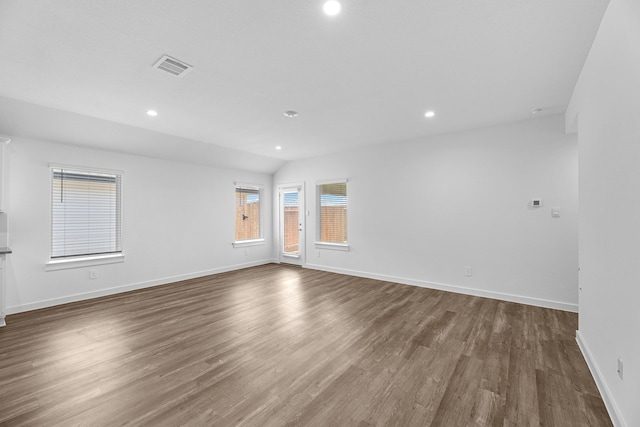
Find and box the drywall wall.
[4,137,273,313]
[567,0,640,425]
[274,114,579,311]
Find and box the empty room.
[0,0,638,425]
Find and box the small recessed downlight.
[146,110,158,117]
[275,146,282,150]
[284,110,298,118]
[424,111,435,118]
[323,0,341,16]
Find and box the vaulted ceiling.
[0,0,609,173]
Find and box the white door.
[279,184,304,266]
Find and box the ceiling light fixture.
[323,0,341,16]
[283,110,298,118]
[146,110,158,117]
[275,146,282,150]
[424,111,435,118]
[531,108,544,115]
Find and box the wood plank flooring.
[0,264,612,426]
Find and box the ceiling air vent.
[152,55,193,77]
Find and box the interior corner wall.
[568,0,640,425]
[274,114,579,311]
[4,137,274,313]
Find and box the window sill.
[233,239,265,248]
[314,242,350,251]
[282,253,300,259]
[45,253,125,271]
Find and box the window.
[317,180,348,248]
[51,167,122,260]
[235,184,263,244]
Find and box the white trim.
[48,163,124,176]
[45,253,125,271]
[314,242,350,251]
[0,255,6,327]
[315,178,349,185]
[234,182,265,242]
[234,181,263,189]
[49,165,124,260]
[278,183,306,266]
[232,239,265,248]
[316,180,348,247]
[303,263,578,312]
[11,259,276,315]
[576,331,626,427]
[282,253,300,259]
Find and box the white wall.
[566,0,640,425]
[274,115,579,311]
[5,137,273,313]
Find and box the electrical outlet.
[465,266,472,276]
[89,270,97,280]
[317,251,321,257]
[617,358,623,380]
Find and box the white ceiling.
[0,0,608,173]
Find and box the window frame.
[233,182,265,248]
[315,179,350,251]
[45,164,125,271]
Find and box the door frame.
[278,182,305,266]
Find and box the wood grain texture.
[0,264,612,426]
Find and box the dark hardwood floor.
[0,264,612,426]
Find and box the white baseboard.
[576,331,626,427]
[8,259,577,315]
[7,258,276,315]
[304,263,578,312]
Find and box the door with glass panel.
[279,184,305,266]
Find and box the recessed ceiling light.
[424,111,435,118]
[146,110,158,117]
[323,0,341,16]
[275,146,282,150]
[283,110,298,118]
[531,108,544,115]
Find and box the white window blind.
[318,181,348,244]
[235,185,262,242]
[51,167,122,259]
